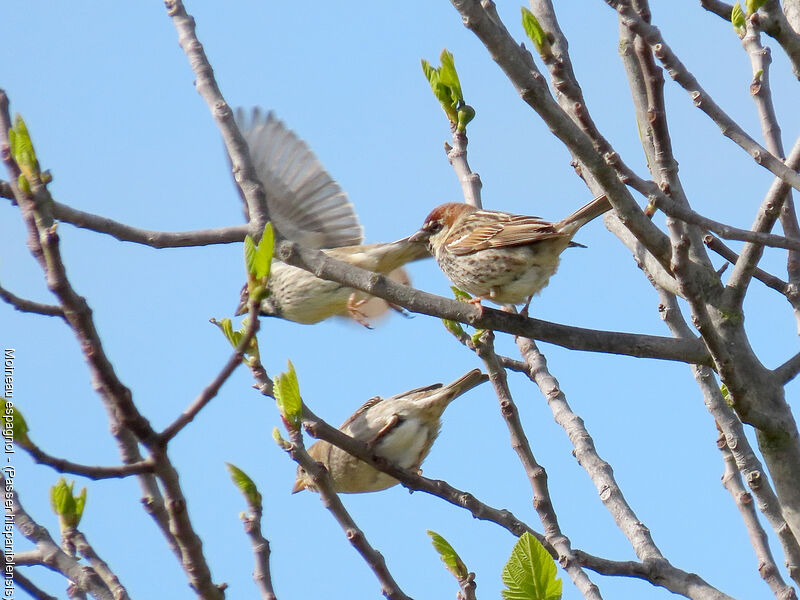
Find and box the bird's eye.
[427,221,444,234]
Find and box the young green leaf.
[253,222,274,281]
[50,478,87,530]
[244,235,257,277]
[226,462,263,509]
[273,361,302,430]
[731,2,746,35]
[450,286,473,302]
[501,532,561,600]
[0,397,30,447]
[521,8,552,59]
[427,530,469,579]
[442,318,465,338]
[272,427,291,450]
[438,49,463,105]
[745,0,767,14]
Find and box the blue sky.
[4,2,799,599]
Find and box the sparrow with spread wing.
[234,108,427,324]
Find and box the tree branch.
[6,475,114,600]
[65,528,131,600]
[610,0,800,194]
[282,428,412,600]
[0,282,65,319]
[21,441,154,480]
[164,0,270,234]
[159,311,260,444]
[717,432,797,598]
[276,240,711,365]
[474,330,602,600]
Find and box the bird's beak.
[408,228,431,244]
[291,479,306,494]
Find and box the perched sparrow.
[410,196,611,308]
[235,237,428,324]
[233,108,428,324]
[293,369,488,494]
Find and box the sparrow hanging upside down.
[409,196,612,310]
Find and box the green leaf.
[211,317,240,348]
[427,530,469,579]
[49,478,87,530]
[442,318,465,338]
[501,532,562,600]
[0,397,30,447]
[470,328,487,345]
[10,115,40,180]
[273,361,302,431]
[450,286,473,302]
[438,49,463,105]
[226,462,263,509]
[521,8,552,59]
[731,2,746,34]
[244,235,257,277]
[745,0,767,14]
[253,222,274,281]
[272,427,291,450]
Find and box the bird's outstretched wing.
[234,108,364,249]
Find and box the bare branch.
[276,240,711,365]
[445,129,482,208]
[474,329,602,600]
[159,310,260,443]
[699,0,734,20]
[51,200,247,248]
[282,428,412,600]
[775,351,800,384]
[6,475,114,600]
[164,0,270,233]
[755,2,800,80]
[0,88,182,561]
[449,0,673,270]
[704,235,789,295]
[514,337,664,562]
[0,282,64,319]
[66,528,131,600]
[21,441,154,480]
[235,494,277,600]
[656,289,800,585]
[717,433,797,599]
[610,1,800,194]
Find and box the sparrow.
[233,108,428,324]
[293,369,488,494]
[235,237,428,325]
[409,196,611,309]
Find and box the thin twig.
[159,311,260,443]
[610,1,800,194]
[0,282,65,318]
[164,0,271,234]
[755,2,800,80]
[699,0,734,20]
[445,128,482,208]
[236,497,277,600]
[775,351,800,384]
[283,428,413,600]
[66,528,131,600]
[473,330,602,600]
[704,235,789,295]
[21,441,154,480]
